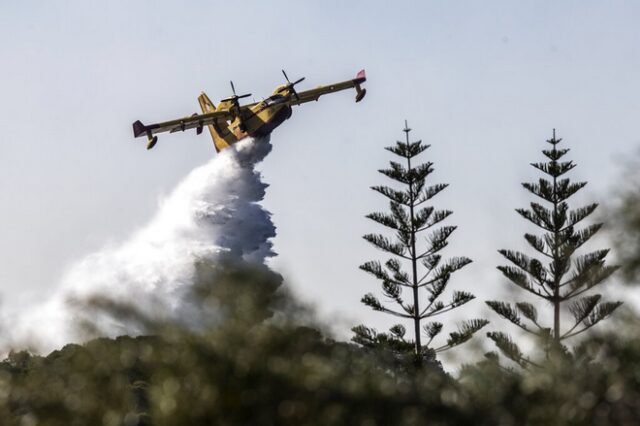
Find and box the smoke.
[8,137,275,352]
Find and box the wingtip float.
[132,69,367,152]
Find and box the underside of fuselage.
[252,104,293,137]
[205,102,292,152]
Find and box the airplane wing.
[289,69,367,106]
[132,109,233,141]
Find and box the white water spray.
[9,137,275,352]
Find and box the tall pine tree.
[486,130,622,366]
[353,122,488,367]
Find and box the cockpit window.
[263,95,285,106]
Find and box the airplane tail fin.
[354,69,367,102]
[354,69,366,84]
[132,120,147,138]
[198,92,216,113]
[197,92,230,153]
[132,120,159,149]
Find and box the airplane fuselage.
[202,86,294,152]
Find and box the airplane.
[132,69,367,152]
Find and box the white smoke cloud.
[7,137,275,352]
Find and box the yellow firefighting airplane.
[132,69,367,151]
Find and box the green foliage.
[486,331,528,367]
[444,319,490,350]
[0,260,476,426]
[610,153,640,285]
[486,130,622,364]
[461,325,640,425]
[4,271,640,425]
[354,122,487,366]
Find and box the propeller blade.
[221,93,252,103]
[222,81,252,103]
[281,69,304,100]
[282,69,290,84]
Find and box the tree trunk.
[407,138,421,365]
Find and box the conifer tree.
[353,122,488,367]
[486,130,622,366]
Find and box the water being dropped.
[8,137,275,352]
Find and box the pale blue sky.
[1,1,639,340]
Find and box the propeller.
[220,81,252,131]
[281,69,305,101]
[221,81,252,105]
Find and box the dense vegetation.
[2,265,640,425]
[2,129,640,425]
